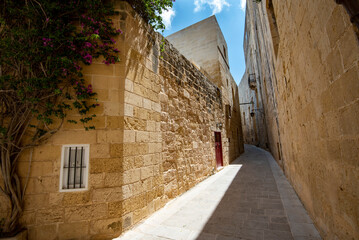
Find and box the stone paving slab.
[114,145,321,240]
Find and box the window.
[226,104,232,119]
[217,45,230,70]
[267,0,280,57]
[232,88,237,112]
[248,73,257,89]
[60,145,89,192]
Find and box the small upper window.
[267,0,280,57]
[60,145,89,192]
[226,104,232,119]
[223,46,226,59]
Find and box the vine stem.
[22,148,33,199]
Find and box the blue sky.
[161,0,247,85]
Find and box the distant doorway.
[215,132,223,168]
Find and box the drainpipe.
[335,0,359,30]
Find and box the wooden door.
[215,132,223,168]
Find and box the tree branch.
[21,148,32,199]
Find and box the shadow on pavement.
[195,145,293,240]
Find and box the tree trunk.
[0,146,22,233]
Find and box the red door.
[215,132,223,168]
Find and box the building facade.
[0,2,244,239]
[167,16,244,164]
[238,12,270,149]
[239,0,359,239]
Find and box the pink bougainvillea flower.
[73,62,81,71]
[42,37,53,47]
[87,84,93,94]
[83,53,93,64]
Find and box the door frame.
[214,131,223,168]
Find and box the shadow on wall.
[225,87,245,163]
[116,7,162,233]
[99,5,159,235]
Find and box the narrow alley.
[1,1,358,239]
[114,145,321,240]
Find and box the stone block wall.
[159,43,224,197]
[166,16,221,87]
[0,1,243,239]
[222,74,244,164]
[272,1,359,239]
[218,46,244,164]
[166,15,244,164]
[243,0,359,239]
[120,3,238,232]
[238,5,270,150]
[4,8,128,239]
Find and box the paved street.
[114,145,321,240]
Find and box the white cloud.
[240,0,246,12]
[194,0,230,15]
[161,8,176,30]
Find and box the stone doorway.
[214,132,223,168]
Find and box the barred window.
[60,145,89,191]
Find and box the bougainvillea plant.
[0,0,121,234]
[0,0,174,235]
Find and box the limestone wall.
[243,0,359,239]
[238,2,272,150]
[0,1,243,239]
[166,16,221,87]
[225,77,244,164]
[160,43,224,196]
[238,73,260,146]
[3,4,128,238]
[120,3,226,230]
[166,16,244,162]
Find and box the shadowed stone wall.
[241,0,359,239]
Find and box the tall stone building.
[239,0,359,239]
[0,2,243,239]
[167,16,244,164]
[238,13,269,149]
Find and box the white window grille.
[59,145,89,192]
